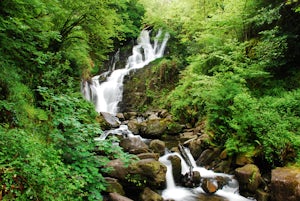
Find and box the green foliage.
[0,127,78,200]
[161,0,300,167]
[0,0,144,200]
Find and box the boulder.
[235,164,262,193]
[189,133,212,160]
[109,193,134,201]
[105,177,125,195]
[201,178,218,194]
[149,139,166,156]
[140,187,164,201]
[168,155,182,184]
[181,171,201,188]
[196,148,220,167]
[100,112,120,128]
[128,159,167,189]
[271,166,300,201]
[119,137,149,154]
[139,119,167,138]
[127,119,140,134]
[105,159,128,180]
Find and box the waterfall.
[81,29,170,114]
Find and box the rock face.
[271,166,300,201]
[235,164,262,193]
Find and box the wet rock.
[271,166,300,201]
[119,137,149,154]
[128,159,167,189]
[196,148,220,167]
[235,164,262,193]
[181,171,201,188]
[100,112,120,128]
[140,187,163,201]
[105,177,125,195]
[168,155,182,184]
[201,178,218,194]
[137,153,160,160]
[109,192,134,201]
[149,139,166,156]
[215,176,230,189]
[106,159,128,180]
[127,119,140,134]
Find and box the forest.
[0,0,300,200]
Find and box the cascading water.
[81,29,170,114]
[83,29,255,201]
[159,148,256,201]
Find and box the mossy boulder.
[235,164,262,193]
[127,159,167,189]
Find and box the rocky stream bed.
[96,110,300,201]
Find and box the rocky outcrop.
[271,166,300,201]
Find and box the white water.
[159,148,256,201]
[81,29,170,114]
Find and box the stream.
[81,29,256,201]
